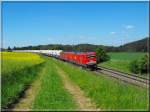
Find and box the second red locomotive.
[59,52,97,69]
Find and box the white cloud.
[110,32,116,35]
[125,25,135,30]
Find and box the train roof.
[62,52,96,55]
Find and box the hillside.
[119,37,149,52]
[8,37,149,52]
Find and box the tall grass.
[1,52,45,109]
[53,58,149,110]
[32,57,77,110]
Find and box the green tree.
[139,54,149,74]
[7,46,12,52]
[95,47,110,64]
[130,54,149,74]
[13,46,16,50]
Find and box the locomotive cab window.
[87,55,96,58]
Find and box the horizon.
[4,36,148,49]
[2,2,149,48]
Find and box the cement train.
[13,50,97,69]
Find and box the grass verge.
[53,58,149,110]
[1,63,45,109]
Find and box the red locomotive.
[59,52,97,69]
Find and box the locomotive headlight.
[88,60,96,64]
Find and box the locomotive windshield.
[87,55,96,58]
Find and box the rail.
[96,66,149,88]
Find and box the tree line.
[4,37,149,52]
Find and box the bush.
[95,48,110,64]
[130,54,149,74]
[129,60,139,74]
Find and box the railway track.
[96,66,149,88]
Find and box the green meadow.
[98,52,148,76]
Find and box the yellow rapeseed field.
[1,52,45,76]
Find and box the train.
[13,50,97,69]
[59,52,97,69]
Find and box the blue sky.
[2,2,149,48]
